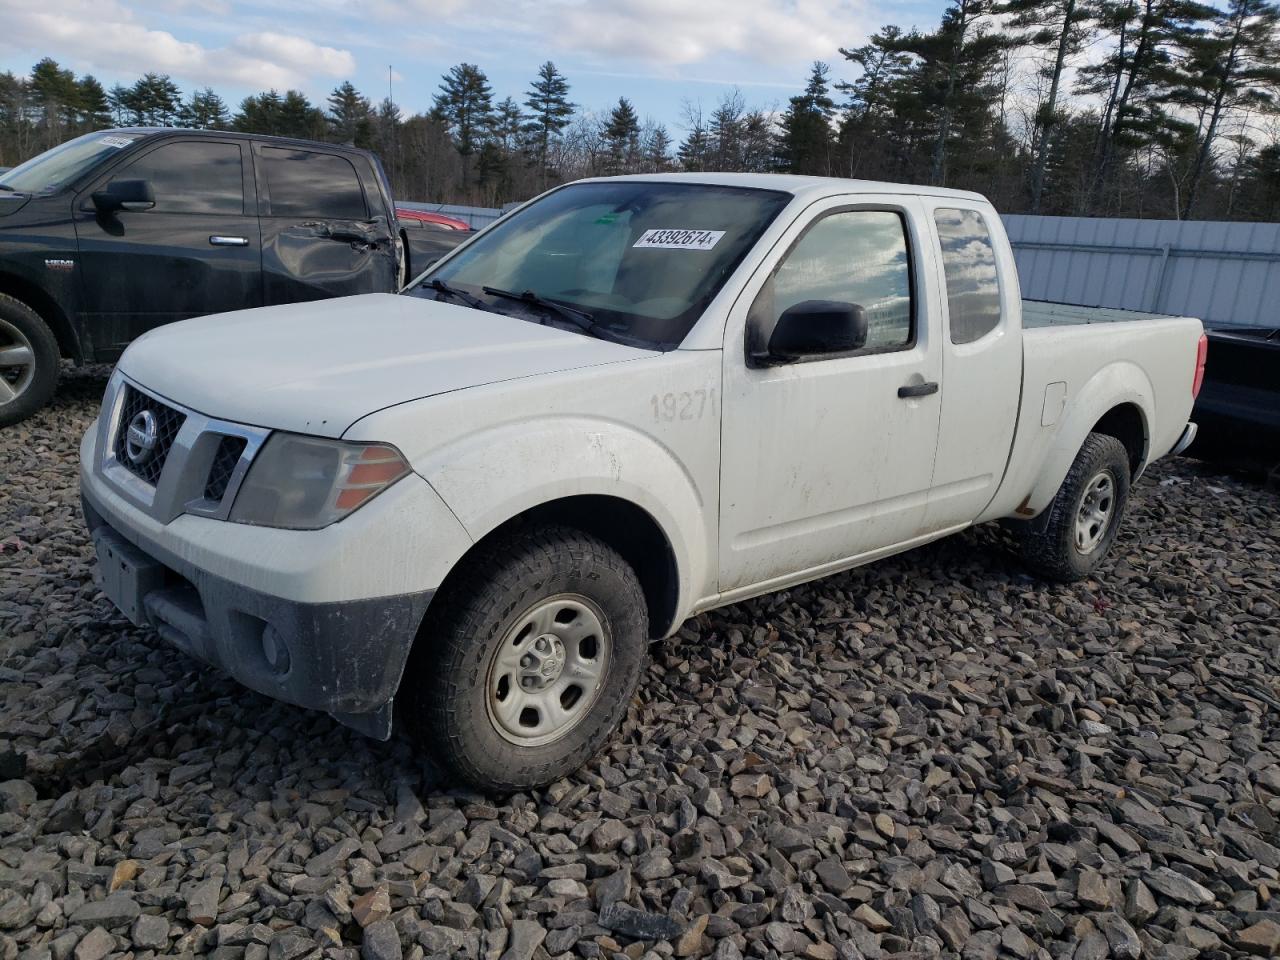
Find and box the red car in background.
[395,207,472,280]
[395,208,472,231]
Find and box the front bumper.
[79,408,472,739]
[82,493,432,738]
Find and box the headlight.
[229,433,411,530]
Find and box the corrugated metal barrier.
[1003,214,1280,330]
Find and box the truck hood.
[0,194,32,218]
[119,293,654,437]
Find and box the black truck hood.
[0,194,32,218]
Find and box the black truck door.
[72,138,261,356]
[254,145,398,304]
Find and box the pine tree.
[30,58,80,146]
[107,84,132,126]
[523,62,574,188]
[1078,0,1208,209]
[603,97,640,173]
[837,27,914,179]
[678,123,710,171]
[779,62,836,174]
[643,124,673,172]
[282,90,327,139]
[997,0,1097,210]
[1176,0,1280,216]
[233,90,285,134]
[709,90,745,171]
[177,87,229,130]
[128,73,182,126]
[434,64,494,162]
[77,76,111,130]
[327,80,372,145]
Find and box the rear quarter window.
[262,147,367,220]
[934,207,1002,345]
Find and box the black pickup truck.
[0,128,428,426]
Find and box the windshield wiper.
[0,184,15,193]
[425,278,488,310]
[482,286,597,334]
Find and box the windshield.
[408,181,791,349]
[0,131,144,196]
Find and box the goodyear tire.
[0,294,60,428]
[1018,432,1131,582]
[401,525,649,792]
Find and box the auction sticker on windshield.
[98,136,135,148]
[633,229,725,251]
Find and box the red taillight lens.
[1191,333,1208,399]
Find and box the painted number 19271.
[650,388,717,422]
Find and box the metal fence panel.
[1003,214,1280,329]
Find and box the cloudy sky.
[0,0,945,129]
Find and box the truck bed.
[1022,300,1192,328]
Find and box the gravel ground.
[2,365,1280,960]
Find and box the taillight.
[1191,333,1208,399]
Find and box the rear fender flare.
[1022,361,1153,516]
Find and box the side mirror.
[92,179,155,213]
[764,300,869,363]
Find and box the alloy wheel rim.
[486,594,611,747]
[0,318,35,406]
[1074,471,1115,555]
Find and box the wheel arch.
[0,271,82,362]
[1016,362,1155,518]
[427,493,682,640]
[1090,402,1148,477]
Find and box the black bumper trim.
[82,491,433,739]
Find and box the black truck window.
[262,148,367,220]
[111,141,244,215]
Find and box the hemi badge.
[45,259,75,271]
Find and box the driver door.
[72,138,262,356]
[718,197,944,592]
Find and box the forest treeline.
[2,0,1279,221]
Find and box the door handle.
[209,235,249,247]
[898,381,939,399]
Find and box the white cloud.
[550,0,869,66]
[372,0,871,68]
[0,0,355,90]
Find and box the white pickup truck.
[80,174,1206,790]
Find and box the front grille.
[113,386,186,485]
[204,435,247,502]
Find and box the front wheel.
[401,526,649,792]
[0,294,60,428]
[1017,432,1131,582]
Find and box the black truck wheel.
[401,525,649,792]
[1018,432,1131,582]
[0,294,60,428]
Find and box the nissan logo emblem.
[125,410,159,464]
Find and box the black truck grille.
[113,386,186,485]
[204,435,247,502]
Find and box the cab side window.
[750,210,913,356]
[262,148,367,220]
[934,207,1002,344]
[111,141,244,215]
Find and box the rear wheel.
[0,294,60,428]
[1017,432,1131,582]
[401,525,649,792]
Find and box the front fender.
[411,415,712,628]
[1023,361,1153,515]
